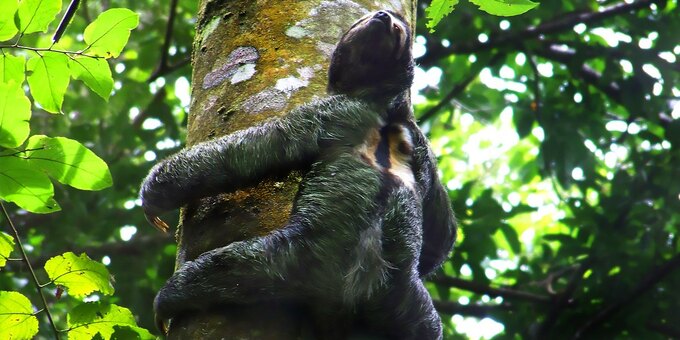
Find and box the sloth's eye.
[393,24,401,33]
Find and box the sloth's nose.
[373,11,391,24]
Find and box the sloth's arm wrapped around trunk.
[140,95,377,223]
[407,121,457,276]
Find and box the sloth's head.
[328,10,414,100]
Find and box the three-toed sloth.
[141,10,456,339]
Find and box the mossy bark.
[168,1,415,338]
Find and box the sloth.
[141,10,456,339]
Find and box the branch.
[534,262,589,339]
[1,202,61,339]
[418,53,505,123]
[532,45,623,104]
[417,0,662,66]
[647,321,680,338]
[524,50,543,120]
[160,0,178,69]
[81,0,91,23]
[573,254,680,339]
[433,300,512,318]
[148,0,189,82]
[52,0,81,44]
[543,39,680,73]
[132,86,168,130]
[430,276,552,304]
[148,57,191,83]
[0,44,103,59]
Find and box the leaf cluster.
[417,0,680,338]
[0,1,155,338]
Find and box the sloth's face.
[327,10,414,99]
[341,10,409,62]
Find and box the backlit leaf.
[0,0,18,41]
[0,80,31,148]
[24,135,113,190]
[67,303,154,340]
[27,52,70,113]
[0,232,15,268]
[0,54,26,85]
[0,155,60,213]
[500,223,521,254]
[0,291,39,340]
[69,56,113,100]
[469,0,539,16]
[44,252,114,298]
[84,8,139,58]
[425,0,459,32]
[17,0,61,34]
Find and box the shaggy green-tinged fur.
[141,10,455,339]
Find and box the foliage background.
[1,0,678,338]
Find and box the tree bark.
[168,1,415,338]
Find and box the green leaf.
[24,135,113,190]
[0,291,39,340]
[27,52,70,113]
[425,0,459,32]
[0,155,60,213]
[0,80,31,148]
[0,232,15,268]
[0,0,18,41]
[84,8,139,58]
[111,325,156,340]
[0,54,26,85]
[499,223,521,254]
[17,0,62,34]
[44,252,114,298]
[469,0,539,16]
[69,56,113,100]
[67,303,154,340]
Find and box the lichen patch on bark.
[287,0,368,56]
[241,89,288,114]
[201,17,221,45]
[242,65,322,114]
[202,46,259,89]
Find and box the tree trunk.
[168,1,415,338]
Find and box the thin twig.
[0,147,47,158]
[533,45,623,104]
[149,57,191,83]
[148,0,182,82]
[0,202,61,339]
[534,262,589,339]
[524,50,543,122]
[132,86,168,130]
[418,53,504,123]
[81,0,91,23]
[0,44,103,59]
[52,0,81,44]
[539,39,680,73]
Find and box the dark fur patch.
[375,127,392,169]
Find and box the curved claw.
[143,203,170,233]
[155,313,169,335]
[146,214,170,233]
[154,277,184,326]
